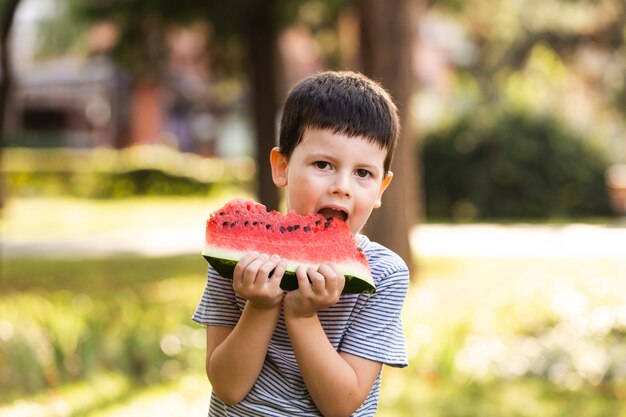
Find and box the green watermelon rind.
[202,253,376,295]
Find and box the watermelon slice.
[202,199,375,294]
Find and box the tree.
[29,1,424,246]
[427,0,626,143]
[63,0,292,210]
[246,0,281,211]
[0,0,22,211]
[357,0,420,273]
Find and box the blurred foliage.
[28,0,626,218]
[7,169,214,199]
[3,146,255,198]
[33,0,90,59]
[0,255,206,402]
[422,109,612,220]
[3,252,626,416]
[39,0,348,80]
[417,0,626,163]
[388,255,626,417]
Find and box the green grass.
[2,254,202,293]
[0,372,132,417]
[1,194,249,240]
[2,196,626,416]
[376,255,626,417]
[0,253,209,408]
[3,253,625,416]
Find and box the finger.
[328,264,346,294]
[307,266,326,294]
[233,251,260,281]
[295,265,312,294]
[269,257,287,280]
[318,263,338,293]
[268,258,288,292]
[257,254,281,281]
[241,254,269,286]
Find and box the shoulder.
[362,239,408,273]
[361,238,409,290]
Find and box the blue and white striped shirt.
[192,235,409,416]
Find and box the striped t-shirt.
[192,235,409,416]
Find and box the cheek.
[294,171,322,190]
[287,174,322,203]
[354,187,382,213]
[357,181,382,200]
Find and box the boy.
[193,70,409,416]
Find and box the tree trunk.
[246,0,281,211]
[0,0,22,212]
[358,0,420,274]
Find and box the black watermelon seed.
[304,226,311,232]
[293,225,300,230]
[222,221,229,227]
[324,221,331,228]
[315,220,322,225]
[253,221,259,226]
[266,224,271,230]
[287,226,293,231]
[244,221,249,226]
[279,226,286,233]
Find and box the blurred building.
[7,12,131,149]
[7,55,130,148]
[6,10,252,156]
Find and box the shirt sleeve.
[338,263,410,368]
[192,265,242,327]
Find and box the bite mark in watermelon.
[202,199,375,294]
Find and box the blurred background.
[1,0,626,416]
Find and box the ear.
[270,147,289,188]
[374,171,393,208]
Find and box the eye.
[315,161,331,170]
[355,168,372,178]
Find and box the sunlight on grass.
[376,255,626,417]
[2,197,626,416]
[84,374,210,417]
[3,253,626,416]
[0,372,130,417]
[0,193,251,240]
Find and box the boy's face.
[271,128,393,236]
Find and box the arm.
[286,315,382,417]
[283,264,381,417]
[205,252,286,404]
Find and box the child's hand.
[283,264,345,318]
[233,252,286,309]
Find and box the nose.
[330,172,352,197]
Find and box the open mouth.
[317,207,348,222]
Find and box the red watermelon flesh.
[202,199,375,294]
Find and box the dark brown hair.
[278,71,400,173]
